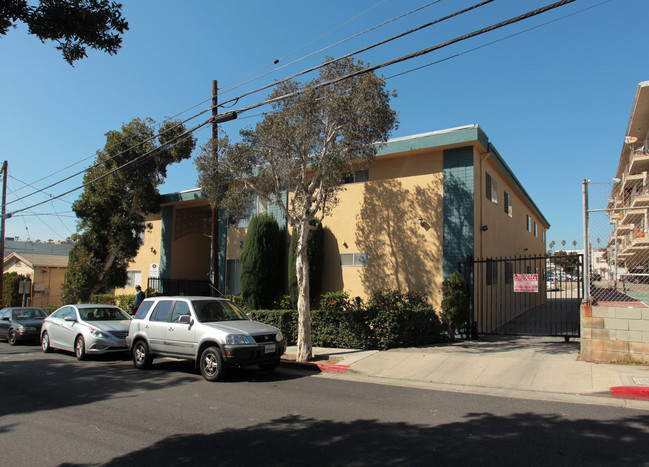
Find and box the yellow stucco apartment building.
[117,125,549,323]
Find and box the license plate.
[264,344,276,354]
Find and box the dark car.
[0,307,48,345]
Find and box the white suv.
[126,296,285,381]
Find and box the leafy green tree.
[441,271,470,340]
[1,0,129,65]
[202,57,397,361]
[62,117,196,303]
[240,214,283,309]
[288,218,324,307]
[3,272,28,307]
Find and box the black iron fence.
[460,254,583,338]
[147,278,216,297]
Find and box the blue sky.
[0,0,646,247]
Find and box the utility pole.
[211,80,219,296]
[0,161,8,302]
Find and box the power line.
[215,0,495,112]
[8,1,479,207]
[235,0,577,116]
[9,0,579,223]
[385,0,612,81]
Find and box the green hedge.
[249,289,444,350]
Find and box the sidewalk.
[281,336,649,409]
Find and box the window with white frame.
[534,222,538,237]
[504,191,512,217]
[342,169,369,184]
[126,270,142,288]
[340,253,369,266]
[526,215,531,232]
[486,172,497,204]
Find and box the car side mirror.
[179,315,191,324]
[2,316,9,321]
[64,316,77,322]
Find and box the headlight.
[226,334,253,345]
[16,325,24,332]
[276,331,284,342]
[89,327,108,338]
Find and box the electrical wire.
[9,0,579,225]
[215,0,495,112]
[235,0,577,115]
[384,0,613,81]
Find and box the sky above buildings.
[0,0,645,248]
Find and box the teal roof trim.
[160,188,205,204]
[376,125,489,157]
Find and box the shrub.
[441,270,470,340]
[3,272,29,307]
[240,214,283,309]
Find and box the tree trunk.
[295,220,312,362]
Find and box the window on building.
[226,259,241,295]
[534,222,538,237]
[340,253,369,266]
[504,191,512,217]
[486,173,498,203]
[126,270,142,288]
[486,260,498,286]
[342,169,369,184]
[526,215,531,232]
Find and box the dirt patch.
[281,353,344,366]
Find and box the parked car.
[127,296,286,382]
[0,307,48,345]
[546,277,558,291]
[41,304,132,360]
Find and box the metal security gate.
[460,254,583,338]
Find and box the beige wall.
[5,260,66,307]
[321,148,445,307]
[475,152,547,259]
[115,212,163,295]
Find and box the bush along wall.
[250,289,443,350]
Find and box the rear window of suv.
[134,301,154,320]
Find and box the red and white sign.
[514,274,538,292]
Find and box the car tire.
[133,340,153,370]
[75,335,86,361]
[7,329,17,346]
[41,331,52,353]
[199,346,225,382]
[259,360,279,373]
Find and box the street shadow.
[0,350,305,418]
[418,335,580,357]
[81,412,649,466]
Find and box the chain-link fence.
[585,179,649,306]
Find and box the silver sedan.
[41,304,131,360]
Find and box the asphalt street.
[2,343,649,466]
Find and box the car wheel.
[200,346,225,382]
[259,360,279,373]
[75,335,86,361]
[41,331,52,353]
[7,329,17,346]
[133,340,153,369]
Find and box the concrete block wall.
[580,304,649,363]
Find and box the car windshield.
[80,307,130,321]
[12,309,47,320]
[193,300,248,323]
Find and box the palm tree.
[549,240,555,252]
[561,240,566,250]
[572,240,577,249]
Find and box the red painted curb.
[610,386,649,401]
[316,363,349,373]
